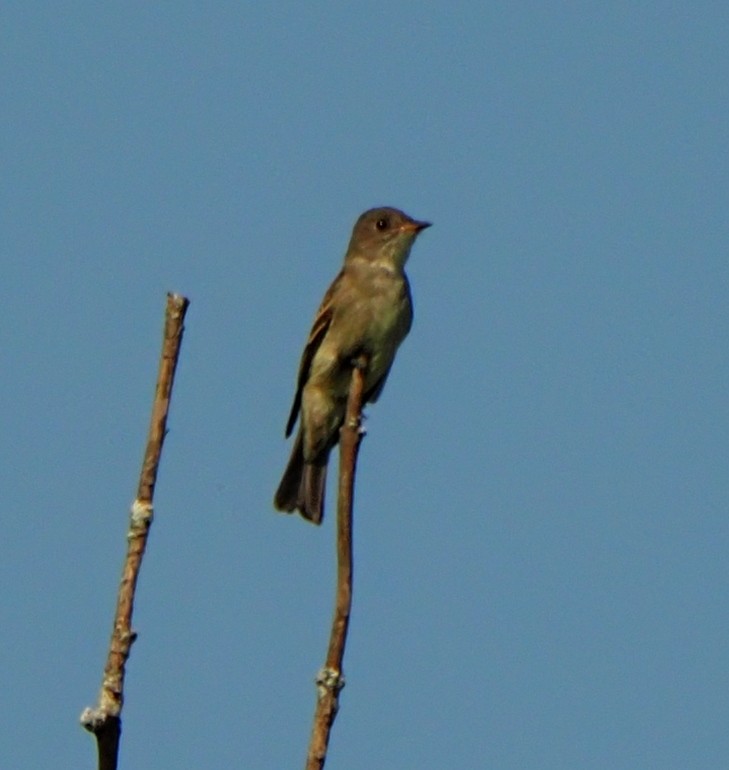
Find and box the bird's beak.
[400,219,432,233]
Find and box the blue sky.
[2,3,728,768]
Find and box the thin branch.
[306,354,368,770]
[80,293,190,770]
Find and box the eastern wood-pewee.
[274,206,431,524]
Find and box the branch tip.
[82,294,189,770]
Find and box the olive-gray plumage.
[274,206,430,523]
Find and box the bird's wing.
[284,271,342,437]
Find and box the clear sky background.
[2,4,728,769]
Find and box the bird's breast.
[343,272,411,380]
[309,269,412,391]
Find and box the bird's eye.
[376,218,389,231]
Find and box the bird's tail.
[273,430,327,525]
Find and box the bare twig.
[80,293,190,770]
[306,355,368,770]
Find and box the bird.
[273,206,431,524]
